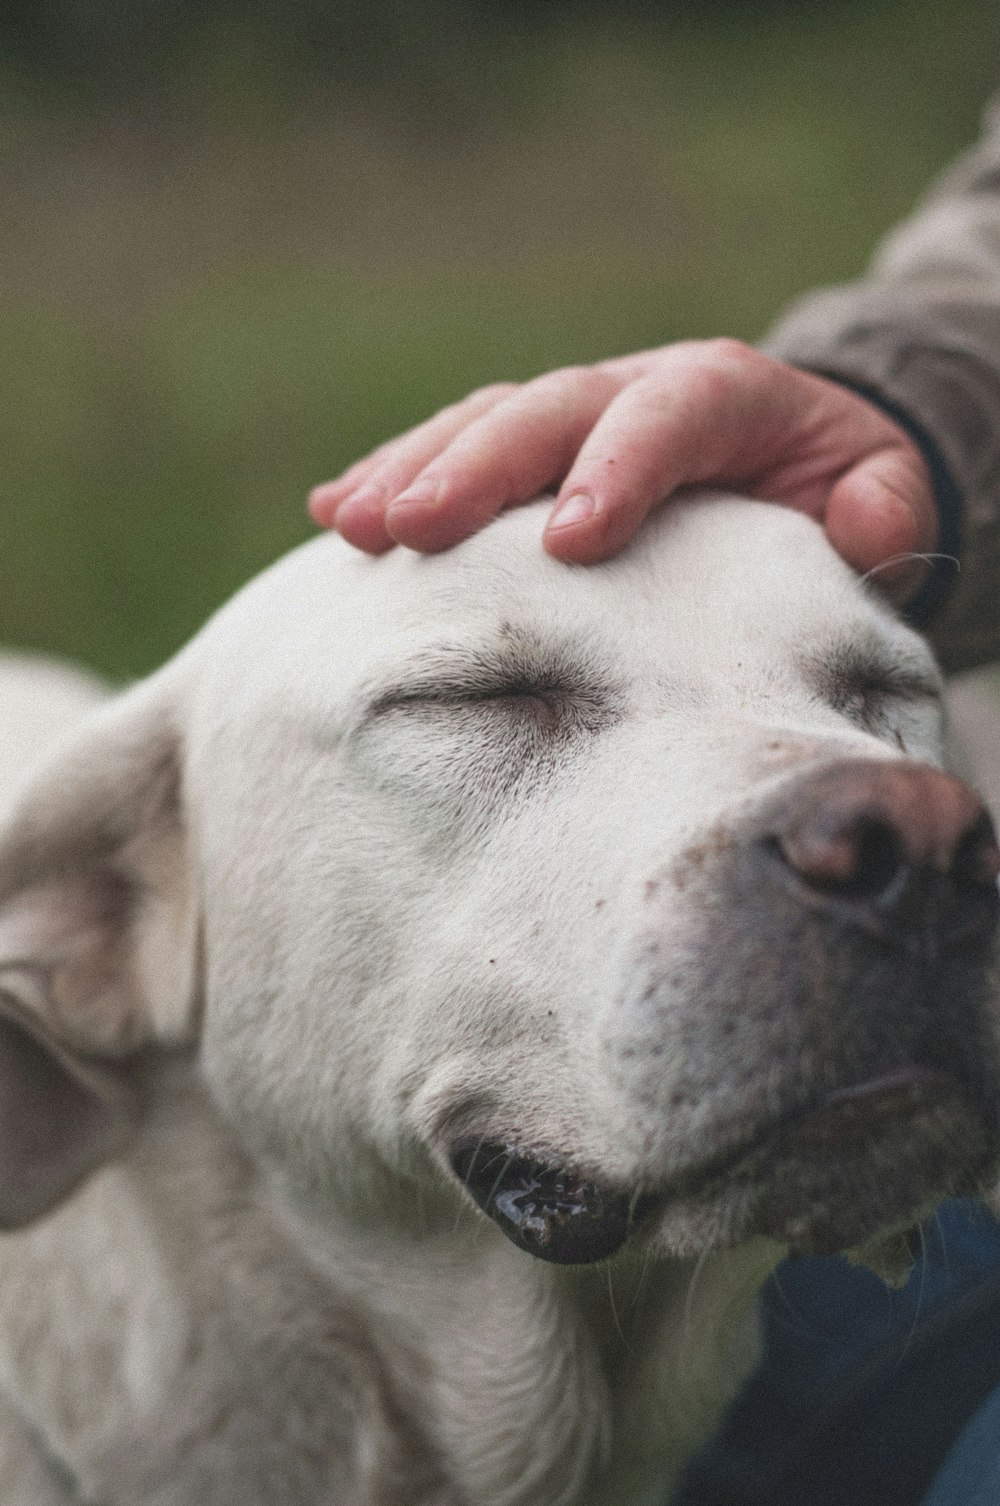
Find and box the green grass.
[1,0,996,678]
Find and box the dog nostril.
[775,815,908,904]
[758,762,1000,944]
[952,814,1000,893]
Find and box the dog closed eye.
[361,641,618,737]
[376,680,562,720]
[364,683,589,764]
[804,638,943,735]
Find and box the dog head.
[0,495,996,1275]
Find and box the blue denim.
[673,1201,1000,1505]
[921,1387,1000,1506]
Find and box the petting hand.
[308,339,938,604]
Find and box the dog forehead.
[193,494,904,714]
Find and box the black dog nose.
[762,761,1000,945]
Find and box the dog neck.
[0,1062,777,1506]
[275,1153,778,1505]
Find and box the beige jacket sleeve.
[764,97,1000,673]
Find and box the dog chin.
[645,1081,996,1261]
[453,1068,999,1269]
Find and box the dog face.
[0,496,997,1280]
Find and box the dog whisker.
[2,497,995,1500]
[605,1265,634,1355]
[681,1250,712,1347]
[766,1263,829,1345]
[626,1185,645,1226]
[631,1243,655,1321]
[859,552,961,585]
[452,1133,489,1233]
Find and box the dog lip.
[776,1065,960,1150]
[653,1063,972,1206]
[450,1140,657,1265]
[451,1069,970,1265]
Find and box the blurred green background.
[2,0,997,680]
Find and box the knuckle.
[684,361,741,404]
[699,336,763,372]
[644,337,763,390]
[467,381,519,407]
[674,340,770,409]
[633,359,734,420]
[529,364,601,398]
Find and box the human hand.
[308,339,937,604]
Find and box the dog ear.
[0,668,199,1228]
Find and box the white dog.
[0,495,997,1506]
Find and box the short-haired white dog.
[0,495,997,1506]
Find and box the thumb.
[823,446,938,604]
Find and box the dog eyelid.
[840,670,939,707]
[365,681,566,725]
[804,641,942,717]
[357,676,617,743]
[353,633,621,728]
[361,654,611,720]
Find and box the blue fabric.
[674,1200,1000,1505]
[760,1200,1000,1404]
[921,1387,1000,1506]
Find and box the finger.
[308,384,519,531]
[537,344,922,565]
[824,446,938,604]
[325,492,397,554]
[308,455,386,524]
[384,366,625,551]
[541,349,766,561]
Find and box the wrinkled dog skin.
[0,495,998,1506]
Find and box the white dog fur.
[0,495,997,1506]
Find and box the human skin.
[308,339,938,605]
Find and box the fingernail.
[390,476,447,511]
[333,483,386,525]
[547,491,598,530]
[308,481,347,523]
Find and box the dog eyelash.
[814,659,940,725]
[367,682,627,751]
[362,684,587,747]
[373,683,560,715]
[840,677,935,709]
[361,641,619,733]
